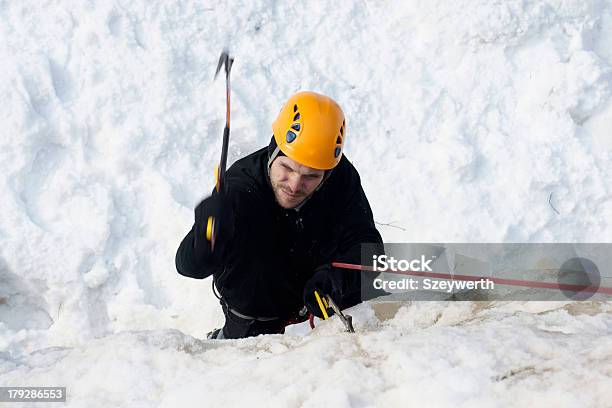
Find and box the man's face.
[269,156,325,209]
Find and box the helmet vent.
[340,126,344,136]
[288,105,301,142]
[336,136,342,144]
[286,131,297,143]
[334,147,342,158]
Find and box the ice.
[1,304,610,407]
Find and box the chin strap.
[267,145,281,175]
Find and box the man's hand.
[193,192,235,261]
[303,264,343,318]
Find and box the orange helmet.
[272,91,346,170]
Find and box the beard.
[270,179,308,208]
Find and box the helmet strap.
[267,145,281,175]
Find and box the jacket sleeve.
[175,187,236,279]
[334,161,383,263]
[175,225,217,279]
[331,164,385,307]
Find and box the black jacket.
[176,146,382,318]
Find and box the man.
[176,91,383,339]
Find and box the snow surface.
[0,0,611,406]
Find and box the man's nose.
[287,174,302,192]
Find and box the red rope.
[331,262,612,295]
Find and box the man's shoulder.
[327,154,361,186]
[226,146,265,179]
[225,146,269,197]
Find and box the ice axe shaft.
[214,50,234,194]
[207,50,235,250]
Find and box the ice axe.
[311,290,355,333]
[206,49,235,250]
